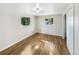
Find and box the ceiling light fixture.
[35,3,40,13]
[33,3,43,14]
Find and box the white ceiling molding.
[62,4,73,15]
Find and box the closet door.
[66,8,73,54]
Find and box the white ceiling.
[0,3,71,16]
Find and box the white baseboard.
[0,32,36,52]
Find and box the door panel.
[66,8,73,54]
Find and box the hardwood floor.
[0,33,70,55]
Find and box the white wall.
[36,15,63,36]
[0,4,36,51]
[74,4,79,54]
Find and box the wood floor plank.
[0,33,70,55]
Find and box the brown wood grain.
[0,33,70,55]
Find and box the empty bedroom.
[0,3,73,55]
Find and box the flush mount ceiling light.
[33,3,42,14]
[36,7,40,13]
[36,3,40,13]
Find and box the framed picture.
[21,17,30,26]
[45,18,53,24]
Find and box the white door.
[66,8,73,54]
